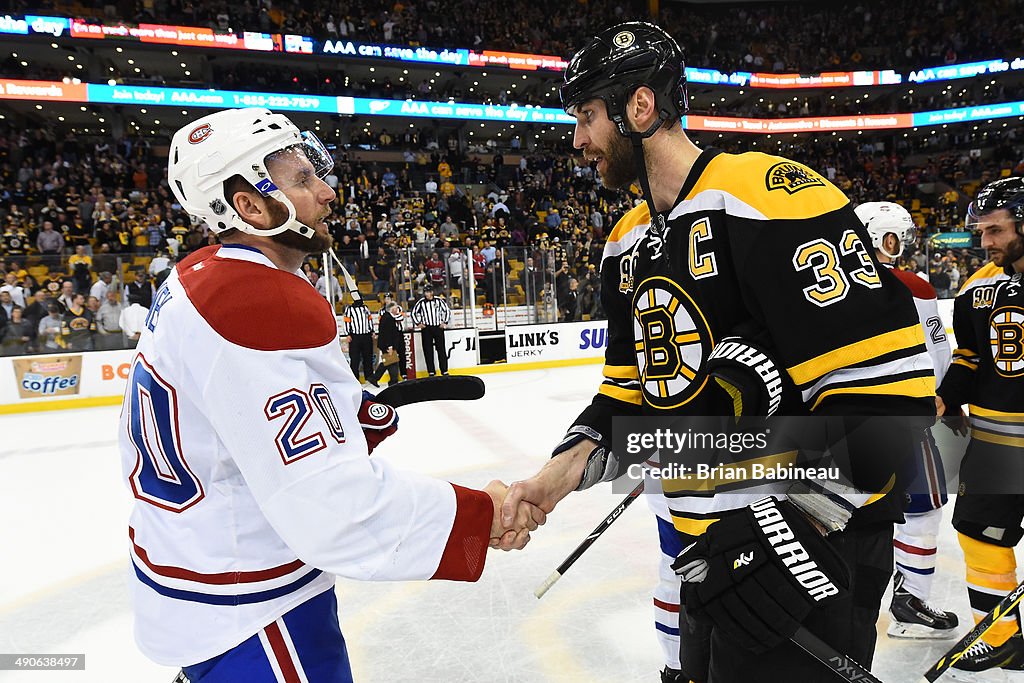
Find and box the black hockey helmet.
[559,21,687,138]
[967,176,1024,233]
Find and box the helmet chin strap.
[231,189,318,239]
[879,240,904,260]
[623,110,672,258]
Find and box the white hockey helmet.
[168,108,333,237]
[854,201,916,259]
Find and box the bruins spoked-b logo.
[990,306,1024,376]
[632,276,714,409]
[612,31,635,49]
[766,162,826,194]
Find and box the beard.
[593,132,637,190]
[991,234,1024,268]
[270,226,331,253]
[265,198,332,254]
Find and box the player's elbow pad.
[707,336,788,417]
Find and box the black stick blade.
[374,376,486,408]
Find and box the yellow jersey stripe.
[972,431,1024,449]
[598,383,643,405]
[788,324,925,386]
[969,406,1024,420]
[810,376,935,411]
[671,516,719,537]
[659,451,799,494]
[603,364,639,380]
[958,261,1006,294]
[687,152,849,220]
[862,474,897,507]
[953,359,979,370]
[606,203,651,245]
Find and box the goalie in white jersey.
[120,108,543,682]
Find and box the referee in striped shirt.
[411,285,452,376]
[344,298,376,383]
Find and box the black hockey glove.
[936,398,971,438]
[707,336,787,417]
[672,497,850,654]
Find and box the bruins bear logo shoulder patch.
[765,162,826,194]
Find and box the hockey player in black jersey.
[502,21,936,682]
[935,177,1024,673]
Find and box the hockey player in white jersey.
[120,108,544,682]
[855,201,959,639]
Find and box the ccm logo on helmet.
[750,497,840,602]
[188,123,213,144]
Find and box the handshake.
[480,438,596,551]
[482,480,547,551]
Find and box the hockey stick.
[328,247,362,302]
[374,375,485,409]
[791,625,885,683]
[920,578,1024,682]
[534,480,645,598]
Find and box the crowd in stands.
[1,109,1023,356]
[13,0,1024,75]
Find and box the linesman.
[411,284,452,376]
[344,297,375,384]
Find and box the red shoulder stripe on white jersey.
[890,268,937,300]
[179,254,337,351]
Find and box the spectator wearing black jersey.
[411,285,452,376]
[344,298,376,385]
[60,293,96,352]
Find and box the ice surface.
[0,365,1015,682]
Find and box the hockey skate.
[887,572,959,639]
[947,633,1024,680]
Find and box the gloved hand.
[936,395,970,437]
[359,390,398,454]
[707,336,787,417]
[672,497,850,653]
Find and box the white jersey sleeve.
[120,245,492,666]
[890,268,951,385]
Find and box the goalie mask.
[966,176,1024,235]
[854,201,917,259]
[168,108,334,238]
